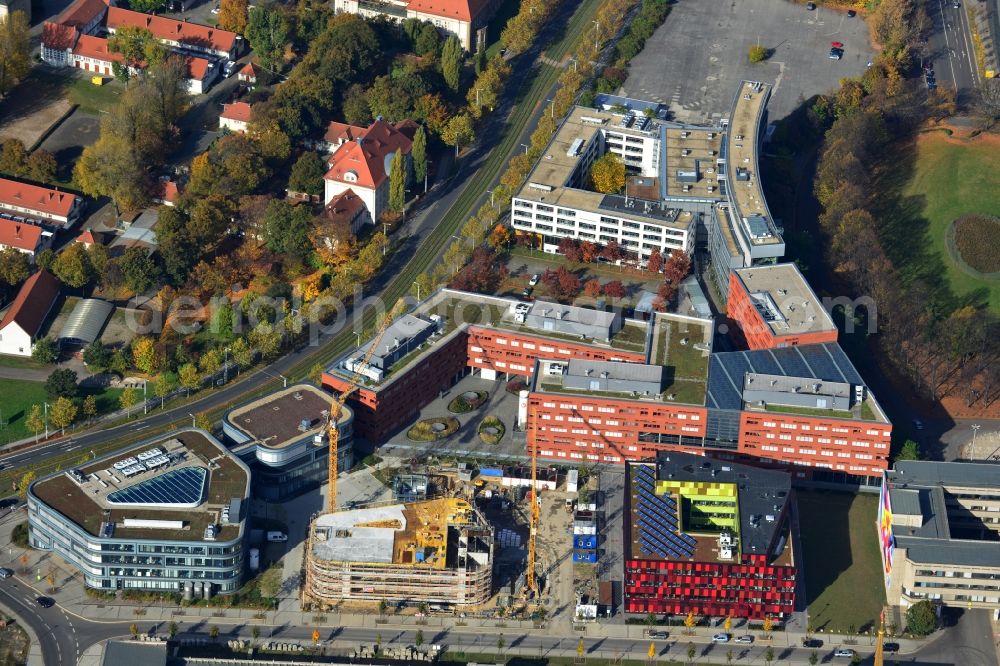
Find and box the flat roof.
[311,498,484,569]
[662,125,725,200]
[625,454,793,566]
[887,460,1000,490]
[225,384,348,450]
[726,81,781,247]
[734,263,836,337]
[31,429,249,542]
[326,288,652,391]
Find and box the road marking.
[65,446,80,452]
[937,0,960,85]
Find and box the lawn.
[0,379,51,444]
[797,490,885,635]
[29,68,124,116]
[876,131,1000,314]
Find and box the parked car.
[211,4,220,13]
[0,567,13,579]
[711,633,730,643]
[883,642,900,653]
[829,48,843,60]
[735,635,754,644]
[806,2,816,9]
[266,531,288,542]
[528,273,540,286]
[831,41,844,49]
[802,638,824,648]
[834,648,857,658]
[847,9,856,16]
[912,418,924,430]
[647,631,669,640]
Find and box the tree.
[906,600,937,636]
[263,200,313,264]
[75,135,150,214]
[897,439,921,461]
[108,25,164,77]
[726,648,734,664]
[208,625,220,639]
[389,149,406,212]
[583,278,602,298]
[82,394,98,422]
[414,22,440,56]
[251,626,261,641]
[415,629,424,647]
[412,125,428,190]
[976,78,1000,125]
[441,34,462,92]
[288,151,326,196]
[49,396,77,434]
[45,368,78,399]
[120,386,138,417]
[246,6,289,71]
[686,643,696,663]
[488,223,512,252]
[378,599,388,616]
[0,11,31,97]
[132,336,160,375]
[497,635,505,650]
[153,371,178,407]
[762,615,774,637]
[248,321,282,359]
[724,615,732,633]
[312,628,321,644]
[32,337,59,364]
[230,337,253,370]
[26,404,44,441]
[590,152,626,193]
[603,280,626,299]
[664,249,691,285]
[0,246,29,285]
[684,611,696,635]
[764,646,774,665]
[52,243,94,289]
[647,248,663,273]
[808,652,819,666]
[179,363,200,395]
[168,622,179,639]
[442,113,475,157]
[748,44,768,63]
[120,247,159,294]
[218,0,248,33]
[130,623,139,639]
[195,412,213,431]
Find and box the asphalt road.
[0,574,94,665]
[925,0,980,101]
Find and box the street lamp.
[412,281,422,301]
[520,143,529,154]
[568,57,578,72]
[546,98,554,118]
[475,87,482,107]
[223,347,230,385]
[487,188,496,207]
[971,423,982,450]
[353,331,361,347]
[188,413,196,428]
[143,380,148,415]
[592,20,600,49]
[43,402,50,439]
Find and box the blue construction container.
[574,535,598,549]
[479,467,503,477]
[573,550,598,563]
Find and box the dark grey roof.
[58,298,113,345]
[653,451,791,558]
[101,640,167,666]
[888,488,923,516]
[566,359,663,383]
[896,538,1000,568]
[888,460,1000,489]
[706,343,865,410]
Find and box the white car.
[735,635,754,644]
[711,633,730,643]
[210,4,220,13]
[266,531,288,542]
[528,273,540,286]
[834,648,856,658]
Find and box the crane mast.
[873,610,886,666]
[326,299,405,512]
[526,405,539,596]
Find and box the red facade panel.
[527,393,708,465]
[466,326,646,377]
[726,272,838,351]
[738,411,890,478]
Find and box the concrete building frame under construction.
[305,498,494,608]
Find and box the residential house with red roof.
[318,121,365,154]
[74,230,104,248]
[0,270,60,357]
[332,0,501,50]
[322,190,366,236]
[40,0,108,66]
[219,101,253,133]
[238,61,260,85]
[323,119,413,228]
[153,177,179,207]
[0,218,53,260]
[0,177,84,228]
[105,7,242,60]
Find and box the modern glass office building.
[28,428,250,597]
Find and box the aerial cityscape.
[0,0,997,664]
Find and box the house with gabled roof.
[0,270,60,357]
[331,0,501,51]
[323,119,413,228]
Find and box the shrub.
[905,600,937,636]
[749,44,768,63]
[953,214,1000,273]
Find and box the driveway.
[622,0,874,123]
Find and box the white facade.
[219,116,248,133]
[0,321,32,357]
[603,128,660,177]
[324,179,380,228]
[510,198,693,259]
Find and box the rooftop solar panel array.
[707,343,866,410]
[633,465,694,559]
[107,467,207,506]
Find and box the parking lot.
[623,0,875,123]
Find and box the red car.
[831,41,844,49]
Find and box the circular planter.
[407,417,460,442]
[947,214,1000,279]
[478,416,506,445]
[448,390,489,414]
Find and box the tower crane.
[526,406,539,598]
[873,610,886,666]
[326,299,406,512]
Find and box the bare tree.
[976,79,1000,128]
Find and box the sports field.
[879,130,1000,314]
